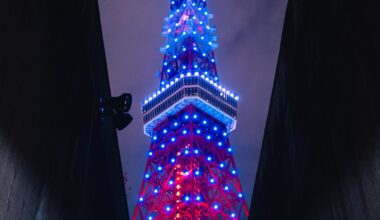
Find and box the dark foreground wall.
[0,0,129,219]
[250,0,380,220]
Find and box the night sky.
[98,0,287,214]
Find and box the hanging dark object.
[100,93,133,130]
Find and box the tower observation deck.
[133,0,249,219]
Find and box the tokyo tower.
[133,0,249,219]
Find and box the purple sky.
[98,0,287,214]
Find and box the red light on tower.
[133,0,248,219]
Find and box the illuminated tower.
[133,0,249,219]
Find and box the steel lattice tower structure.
[133,0,249,219]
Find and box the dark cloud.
[99,0,287,214]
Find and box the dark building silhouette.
[0,0,129,219]
[250,0,380,220]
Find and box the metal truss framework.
[133,106,249,219]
